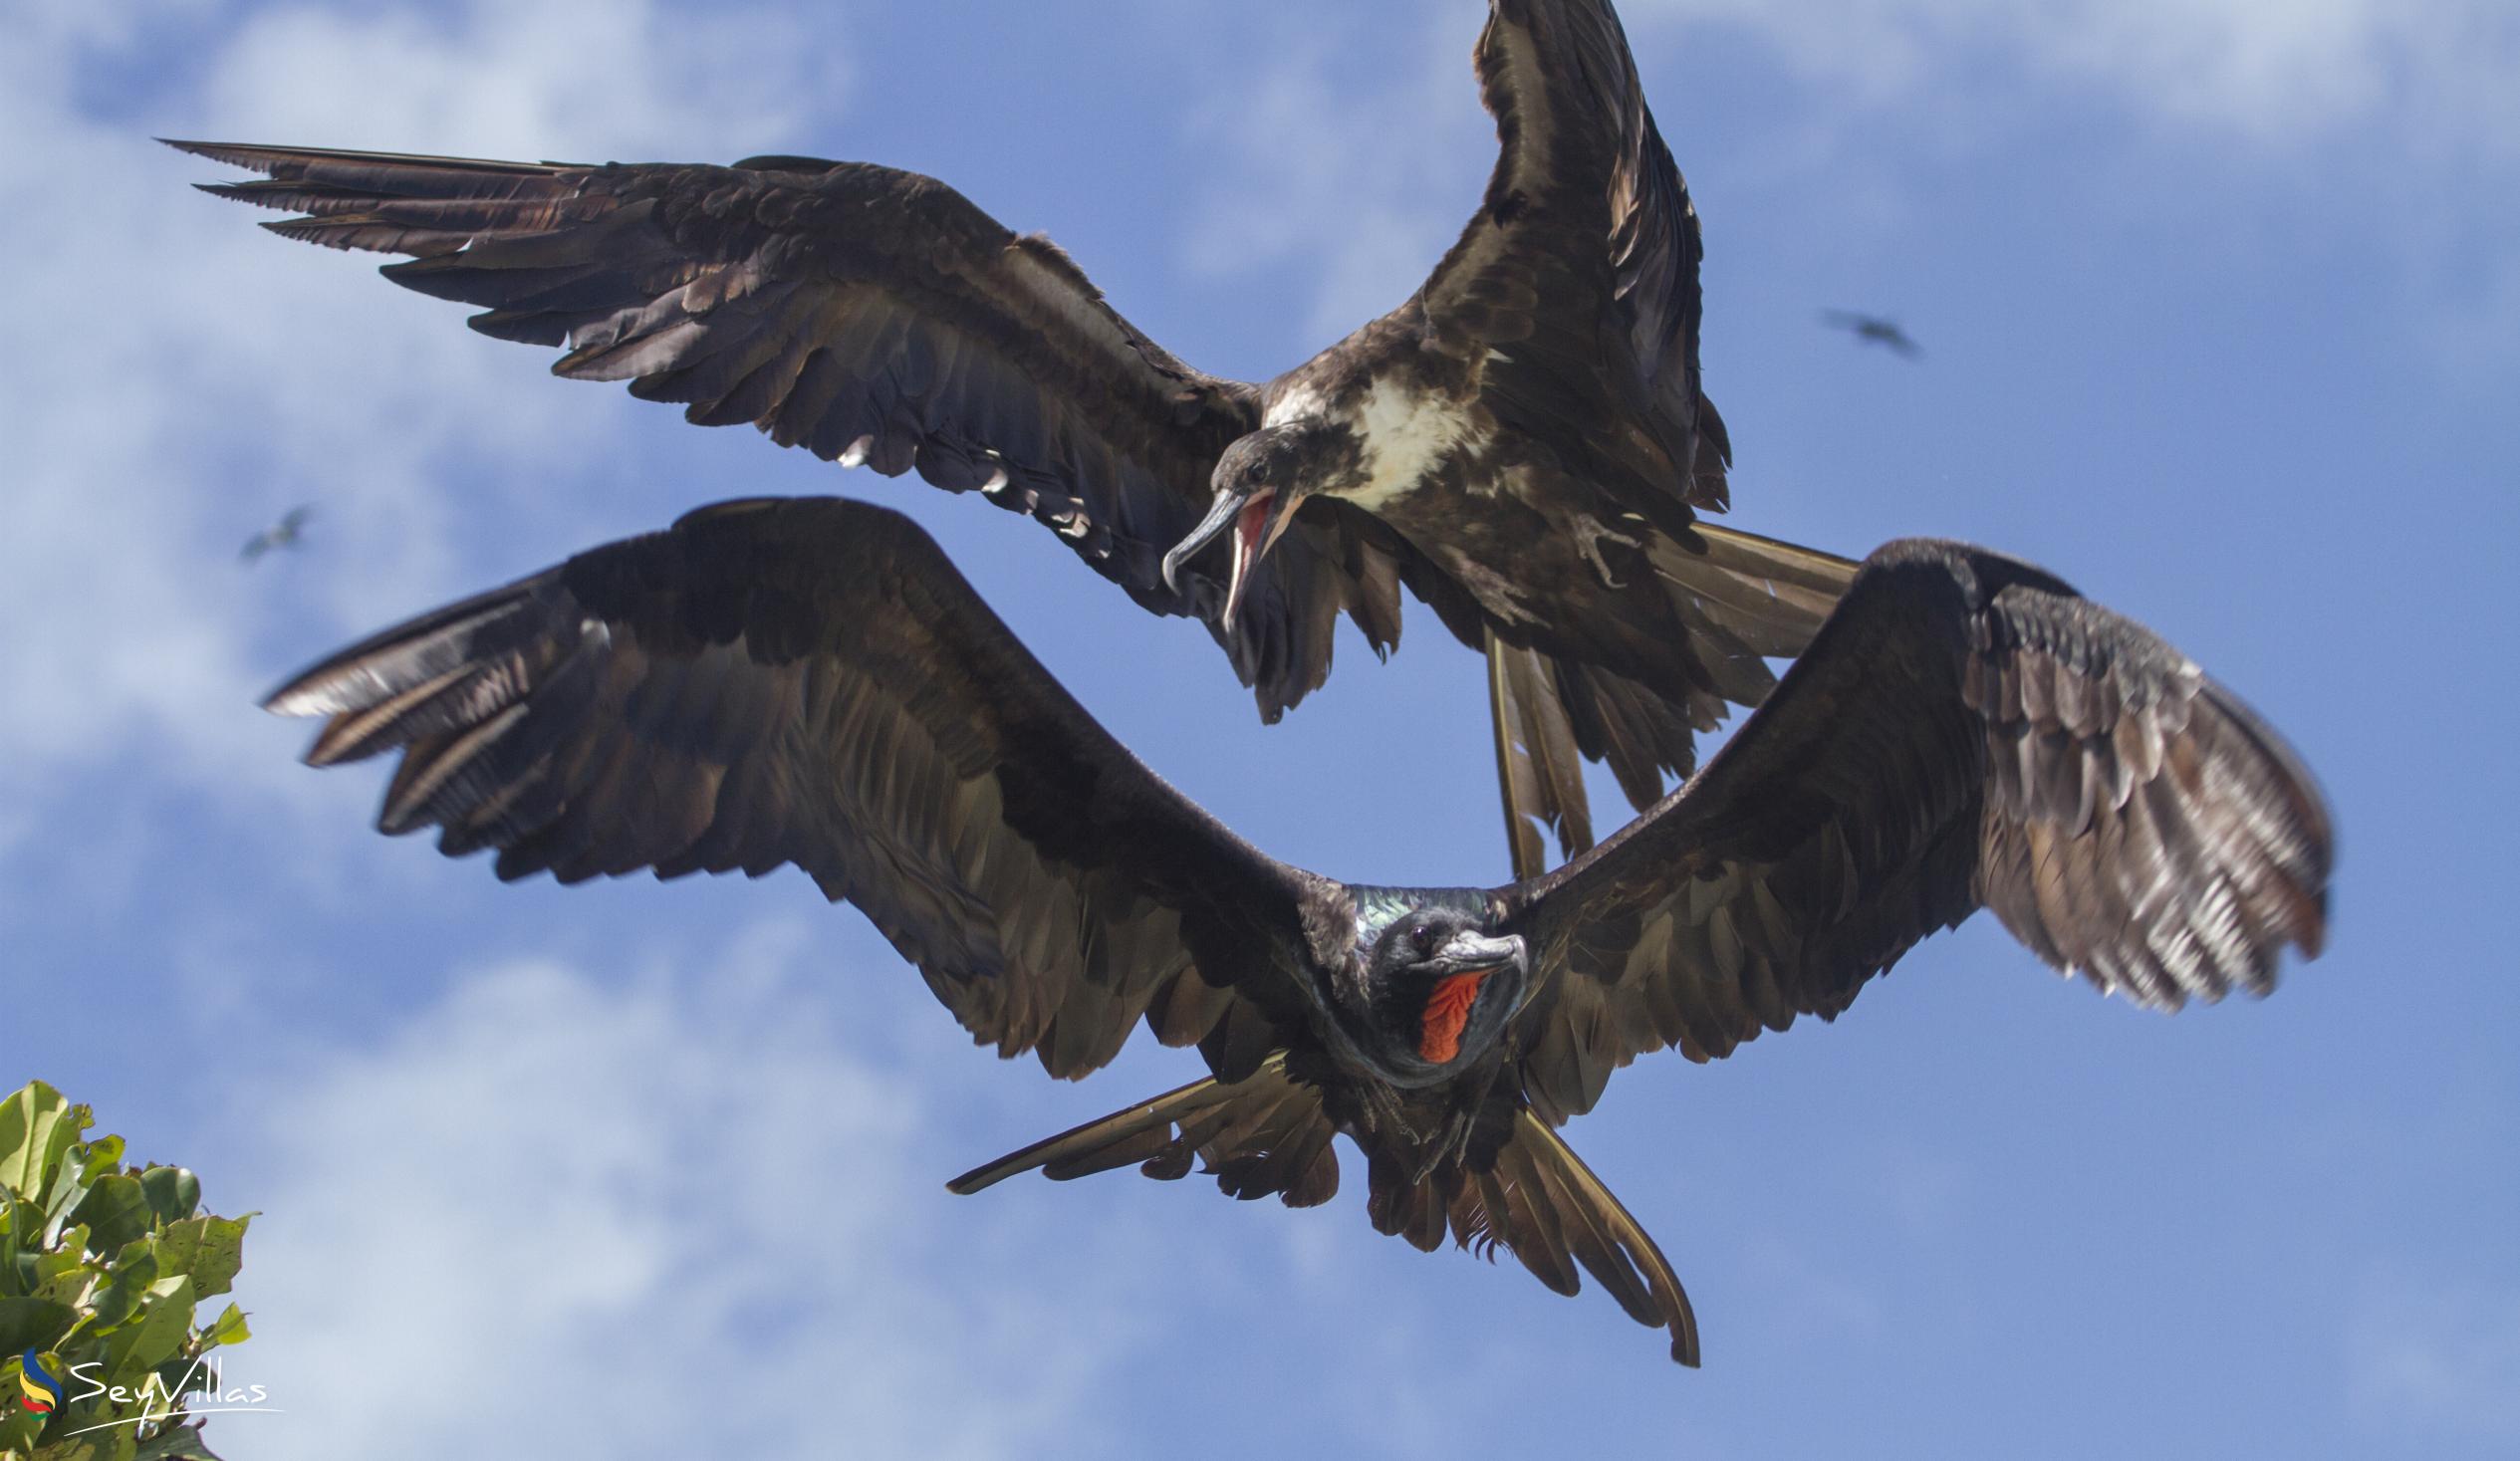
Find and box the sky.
[1,0,2515,1456]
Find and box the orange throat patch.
[1416,972,1488,1064]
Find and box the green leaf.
[0,1084,87,1205]
[135,1171,198,1228]
[200,1304,249,1348]
[104,1277,194,1380]
[2,1199,24,1297]
[37,1426,141,1461]
[43,1139,127,1248]
[71,1179,152,1256]
[0,1295,78,1351]
[75,1139,126,1187]
[83,1242,160,1335]
[146,1219,247,1301]
[130,1422,224,1461]
[33,1264,95,1311]
[1,1397,47,1459]
[32,1227,90,1288]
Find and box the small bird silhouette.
[1822,310,1922,359]
[240,505,314,564]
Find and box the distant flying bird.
[1822,310,1922,359]
[261,497,2333,1366]
[172,0,1859,869]
[240,505,313,564]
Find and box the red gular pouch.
[1417,971,1488,1064]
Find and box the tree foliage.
[0,1083,251,1461]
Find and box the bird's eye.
[1247,458,1272,484]
[1409,923,1437,955]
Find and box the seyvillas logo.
[57,1354,278,1439]
[14,1350,64,1415]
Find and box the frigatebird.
[1822,309,1923,359]
[261,496,2332,1365]
[240,504,314,564]
[170,0,1858,866]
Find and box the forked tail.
[948,1056,1701,1364]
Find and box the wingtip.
[944,1150,1034,1196]
[159,138,281,173]
[260,682,319,719]
[261,659,351,718]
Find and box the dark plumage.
[170,0,1860,862]
[240,504,313,563]
[1822,309,1923,359]
[264,497,2333,1366]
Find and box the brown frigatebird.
[170,0,1859,868]
[261,496,2332,1365]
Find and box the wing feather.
[1510,539,2333,1115]
[266,496,1324,1080]
[174,139,1401,721]
[1420,0,1729,513]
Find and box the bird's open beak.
[1160,486,1307,630]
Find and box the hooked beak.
[1432,931,1522,978]
[1161,486,1248,595]
[1160,486,1307,630]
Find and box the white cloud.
[220,921,1153,1461]
[1182,9,1486,344]
[1178,0,2517,415]
[192,0,823,161]
[0,0,843,835]
[1626,0,2518,154]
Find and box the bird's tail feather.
[945,1052,1340,1207]
[949,1059,1701,1365]
[1489,628,1592,872]
[1511,523,1860,833]
[1660,523,1859,689]
[1373,1107,1700,1366]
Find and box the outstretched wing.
[1508,539,2333,1121]
[1420,0,1730,517]
[1410,0,1857,846]
[265,496,1328,1082]
[172,140,1407,720]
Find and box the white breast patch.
[1346,377,1478,511]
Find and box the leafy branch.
[0,1083,252,1461]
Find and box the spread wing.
[172,140,1409,721]
[1411,0,1855,847]
[1420,0,1730,516]
[1506,539,2334,1121]
[263,496,1327,1082]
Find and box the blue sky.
[3,0,2515,1456]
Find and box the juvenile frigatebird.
[170,0,1858,864]
[262,496,2333,1365]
